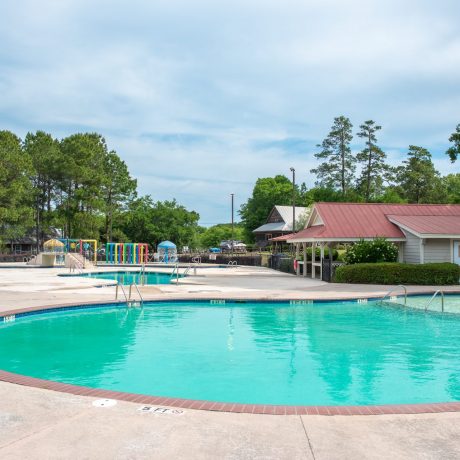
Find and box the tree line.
[240,118,460,241]
[0,130,201,251]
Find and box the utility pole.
[231,193,234,258]
[290,167,296,233]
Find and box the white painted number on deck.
[290,300,313,305]
[3,315,15,323]
[357,299,368,304]
[138,406,184,415]
[210,300,225,305]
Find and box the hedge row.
[334,262,460,285]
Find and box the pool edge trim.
[1,297,460,416]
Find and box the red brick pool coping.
[2,299,460,416]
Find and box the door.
[454,241,460,264]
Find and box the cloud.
[0,0,459,223]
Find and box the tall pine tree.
[311,116,355,195]
[356,120,388,201]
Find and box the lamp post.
[231,193,234,258]
[290,167,295,233]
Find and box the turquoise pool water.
[1,300,459,406]
[73,271,177,285]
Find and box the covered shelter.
[282,202,460,280]
[158,240,177,263]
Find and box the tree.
[443,174,460,203]
[199,223,245,248]
[311,116,355,195]
[0,131,33,246]
[446,124,460,162]
[356,120,388,201]
[302,186,362,205]
[24,131,62,249]
[58,133,108,238]
[122,196,200,248]
[396,146,444,203]
[101,151,137,242]
[239,175,297,241]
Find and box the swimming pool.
[70,270,179,285]
[1,298,459,407]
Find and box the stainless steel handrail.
[424,290,445,312]
[170,263,179,278]
[130,283,144,307]
[380,285,407,305]
[115,283,129,303]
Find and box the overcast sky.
[1,0,459,224]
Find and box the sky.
[1,0,460,225]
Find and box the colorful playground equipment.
[157,240,177,263]
[105,243,149,264]
[58,238,98,262]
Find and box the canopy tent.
[43,239,65,253]
[158,241,177,263]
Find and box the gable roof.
[253,206,309,233]
[289,203,460,242]
[274,206,309,224]
[387,215,460,237]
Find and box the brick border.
[1,298,460,416]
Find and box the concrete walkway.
[0,264,459,459]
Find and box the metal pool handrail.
[380,285,407,305]
[170,263,179,278]
[424,290,445,312]
[129,283,144,307]
[115,283,129,303]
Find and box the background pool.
[1,300,459,406]
[75,271,177,285]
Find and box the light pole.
[290,167,295,233]
[231,193,234,258]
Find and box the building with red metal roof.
[280,202,460,280]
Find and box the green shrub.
[344,238,398,264]
[334,262,460,285]
[298,247,338,261]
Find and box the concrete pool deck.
[0,263,459,459]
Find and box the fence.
[322,259,345,282]
[268,254,295,274]
[179,253,262,266]
[0,253,33,263]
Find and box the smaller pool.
[72,271,179,285]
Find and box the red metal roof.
[387,215,460,235]
[291,203,460,241]
[270,233,295,242]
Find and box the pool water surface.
[1,300,459,406]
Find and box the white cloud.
[1,0,460,223]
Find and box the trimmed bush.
[344,238,398,264]
[334,262,460,285]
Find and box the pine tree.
[356,120,388,201]
[311,116,355,195]
[446,124,460,162]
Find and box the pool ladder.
[380,285,408,306]
[424,290,445,312]
[170,263,197,284]
[381,286,447,313]
[115,282,144,308]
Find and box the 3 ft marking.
[3,315,15,323]
[210,300,225,305]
